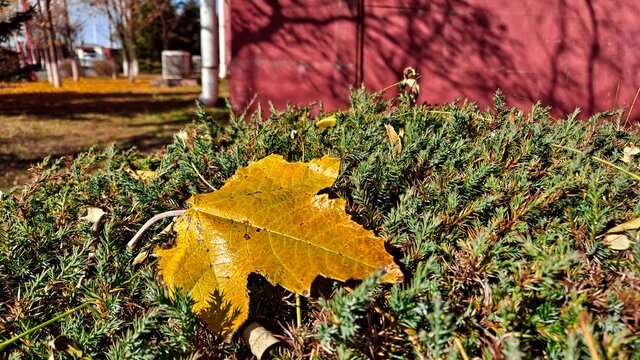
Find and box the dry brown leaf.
[622,145,640,163]
[155,155,402,337]
[401,67,420,95]
[603,234,633,250]
[79,207,106,234]
[48,335,84,359]
[604,216,640,250]
[242,322,280,359]
[607,217,640,234]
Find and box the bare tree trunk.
[71,53,79,80]
[62,0,80,81]
[130,45,138,79]
[118,31,130,77]
[43,47,53,84]
[109,28,117,79]
[126,3,138,83]
[44,0,61,87]
[111,59,117,79]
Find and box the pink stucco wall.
[230,0,640,121]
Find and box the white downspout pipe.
[200,0,219,106]
[218,0,227,78]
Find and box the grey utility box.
[161,50,191,80]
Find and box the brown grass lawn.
[0,76,229,190]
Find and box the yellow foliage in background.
[0,77,199,95]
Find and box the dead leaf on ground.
[603,234,633,251]
[384,124,402,157]
[242,322,280,359]
[132,251,149,266]
[622,145,640,163]
[604,216,640,250]
[79,207,106,234]
[155,155,402,338]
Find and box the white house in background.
[75,45,106,67]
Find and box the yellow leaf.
[132,251,149,266]
[155,155,402,338]
[316,115,337,129]
[384,124,402,157]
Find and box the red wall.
[230,0,640,121]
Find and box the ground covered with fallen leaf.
[0,77,228,190]
[1,89,640,358]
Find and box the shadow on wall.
[231,0,640,121]
[362,0,514,103]
[231,0,359,112]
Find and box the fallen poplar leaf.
[622,145,640,163]
[316,115,337,129]
[155,155,402,337]
[603,234,633,250]
[384,124,402,157]
[242,322,280,359]
[604,216,640,250]
[79,207,106,233]
[607,217,640,234]
[80,207,105,223]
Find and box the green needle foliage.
[1,88,640,359]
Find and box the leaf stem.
[551,144,640,182]
[127,210,187,250]
[0,301,92,352]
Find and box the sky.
[75,3,111,47]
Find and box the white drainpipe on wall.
[200,0,219,106]
[218,0,227,78]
